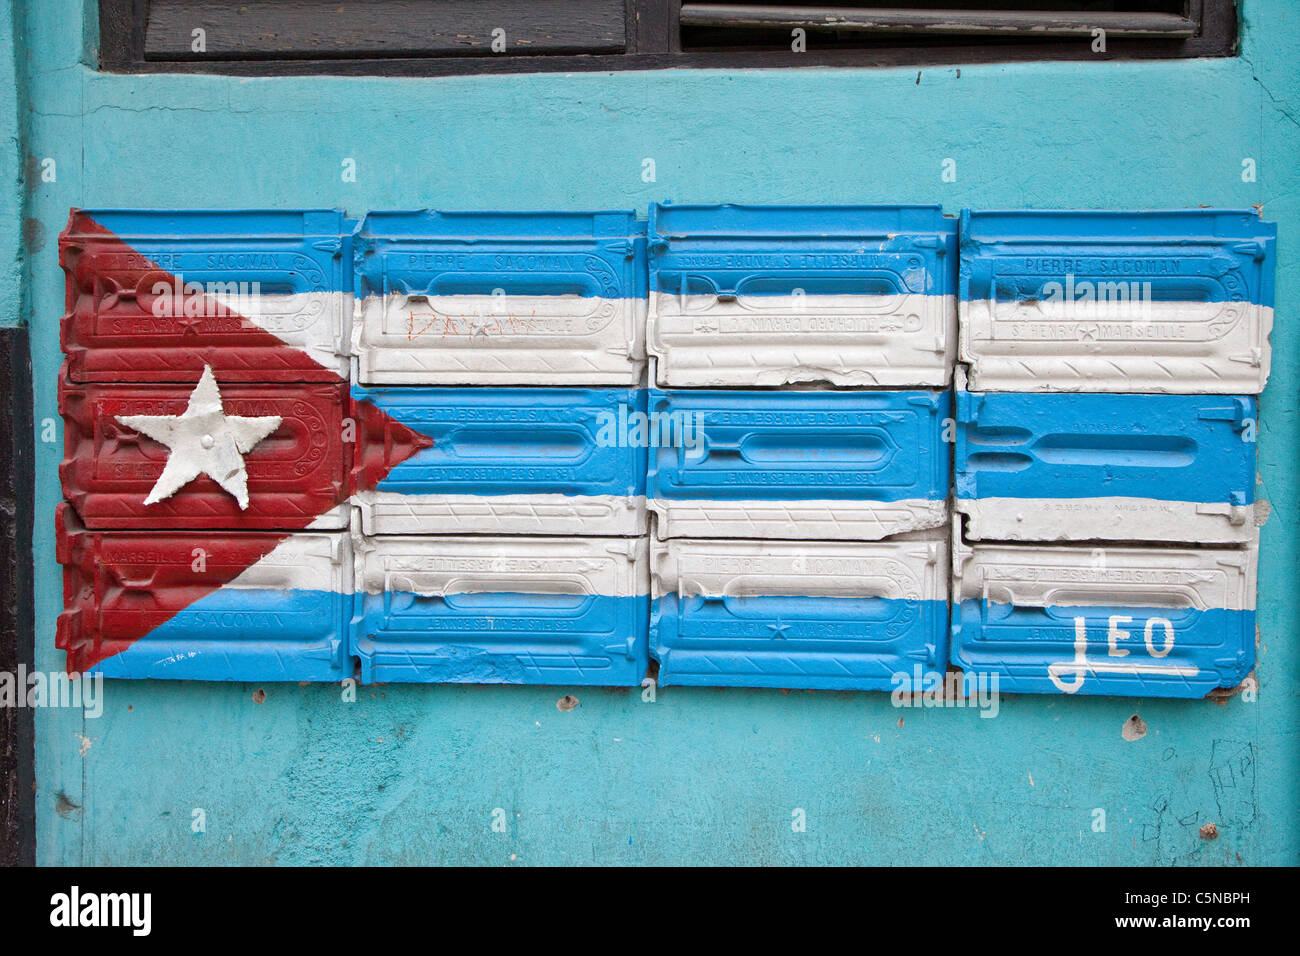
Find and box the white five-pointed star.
[115,365,281,510]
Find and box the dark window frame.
[0,326,34,868]
[98,1,1239,76]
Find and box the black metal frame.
[0,326,34,868]
[98,0,1239,75]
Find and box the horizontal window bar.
[144,0,628,60]
[679,5,1199,38]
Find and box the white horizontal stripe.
[651,497,948,541]
[650,292,954,387]
[208,290,350,375]
[225,532,352,593]
[355,491,645,536]
[302,505,349,531]
[953,537,1257,612]
[653,530,948,602]
[354,535,649,598]
[958,496,1255,545]
[961,299,1272,393]
[355,293,645,384]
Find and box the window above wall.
[97,1,1240,75]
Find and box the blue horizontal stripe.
[74,208,356,291]
[651,272,953,298]
[91,588,350,682]
[354,591,648,686]
[356,385,647,498]
[960,209,1276,307]
[357,210,647,299]
[951,600,1254,699]
[649,203,957,297]
[955,391,1256,504]
[652,594,946,691]
[647,388,949,503]
[94,587,649,685]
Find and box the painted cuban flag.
[56,209,649,684]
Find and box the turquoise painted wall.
[1,0,24,325]
[11,0,1298,864]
